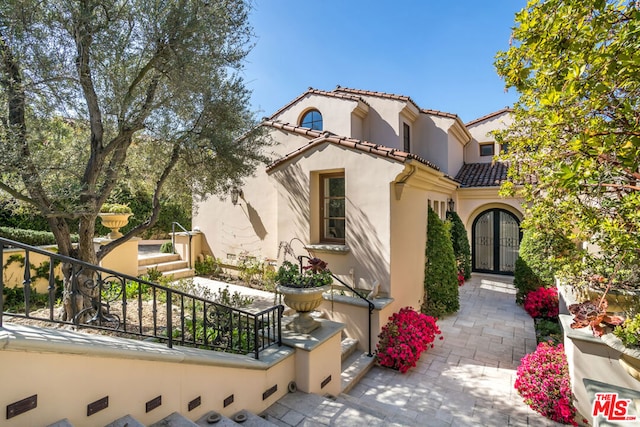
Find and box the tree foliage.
[495,0,640,274]
[0,0,270,317]
[422,207,459,317]
[446,210,471,280]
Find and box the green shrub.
[613,314,640,347]
[514,227,577,304]
[99,203,132,214]
[0,226,79,246]
[514,257,544,305]
[195,255,222,276]
[422,207,459,317]
[159,242,173,253]
[446,210,471,280]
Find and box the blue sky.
[242,1,524,123]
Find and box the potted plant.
[275,257,332,333]
[98,203,133,239]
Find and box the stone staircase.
[48,409,279,427]
[138,253,195,280]
[340,336,375,393]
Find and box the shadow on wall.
[347,200,388,295]
[245,202,268,241]
[274,164,310,238]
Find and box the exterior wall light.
[230,186,243,206]
[448,198,455,212]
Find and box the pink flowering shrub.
[457,271,465,287]
[515,342,577,425]
[375,307,442,373]
[523,286,559,318]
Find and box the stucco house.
[193,86,523,350]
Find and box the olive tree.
[495,0,640,278]
[0,0,270,318]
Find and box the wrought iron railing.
[171,221,192,268]
[0,238,283,359]
[296,255,375,357]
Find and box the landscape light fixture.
[230,186,243,206]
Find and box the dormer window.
[479,143,495,157]
[300,109,323,131]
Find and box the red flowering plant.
[375,307,442,373]
[457,271,465,287]
[523,287,559,319]
[514,341,578,425]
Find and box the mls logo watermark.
[592,393,638,423]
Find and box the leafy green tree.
[446,210,471,280]
[0,0,270,318]
[423,207,459,317]
[495,0,640,275]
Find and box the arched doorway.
[472,209,521,275]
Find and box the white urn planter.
[276,284,329,334]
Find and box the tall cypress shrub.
[422,207,459,317]
[446,210,472,280]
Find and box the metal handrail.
[297,255,375,357]
[0,237,283,359]
[171,222,192,268]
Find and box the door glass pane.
[499,212,519,272]
[474,211,494,270]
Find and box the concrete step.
[149,411,198,426]
[341,337,359,362]
[46,419,73,427]
[138,260,189,274]
[104,414,145,427]
[138,253,181,267]
[340,351,376,394]
[195,409,277,426]
[161,267,195,280]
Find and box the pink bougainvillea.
[375,307,442,373]
[523,286,559,318]
[515,341,577,425]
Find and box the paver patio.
[263,274,566,426]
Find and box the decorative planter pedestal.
[277,285,330,334]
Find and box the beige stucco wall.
[0,327,296,427]
[2,247,63,293]
[193,129,309,262]
[95,237,140,277]
[457,187,524,239]
[271,142,405,296]
[271,93,367,139]
[465,111,513,164]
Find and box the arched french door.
[472,209,521,275]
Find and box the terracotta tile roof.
[455,162,509,187]
[420,108,460,120]
[333,86,461,120]
[263,120,441,173]
[268,87,369,120]
[465,108,513,127]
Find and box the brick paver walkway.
[265,274,565,426]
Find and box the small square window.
[480,144,495,157]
